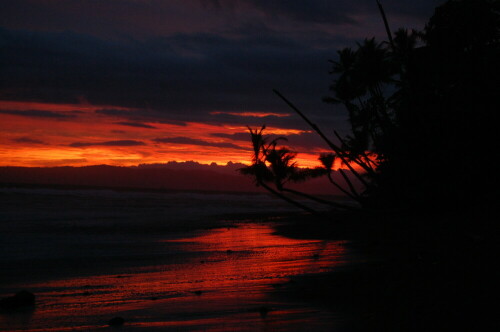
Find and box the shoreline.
[1,189,496,330]
[268,209,498,331]
[0,212,348,331]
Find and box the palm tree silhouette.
[240,126,357,212]
[242,0,499,211]
[239,126,317,213]
[319,153,360,200]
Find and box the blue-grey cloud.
[0,27,345,125]
[96,109,188,126]
[211,132,250,141]
[0,109,76,119]
[12,137,46,144]
[114,121,157,129]
[95,109,133,116]
[203,0,441,22]
[212,131,335,151]
[0,0,440,138]
[153,136,250,150]
[0,1,440,39]
[69,140,146,148]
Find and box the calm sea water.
[0,187,348,331]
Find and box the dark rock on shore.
[0,291,35,312]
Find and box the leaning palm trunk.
[376,0,394,49]
[337,169,361,199]
[281,187,357,210]
[326,172,360,201]
[273,89,371,189]
[258,181,317,214]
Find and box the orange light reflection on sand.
[5,224,347,331]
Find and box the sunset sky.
[0,0,439,168]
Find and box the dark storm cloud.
[205,112,304,129]
[96,109,187,126]
[0,27,345,126]
[69,140,146,148]
[203,0,441,22]
[0,0,440,137]
[0,1,214,37]
[211,132,250,141]
[202,0,356,24]
[281,132,334,150]
[0,109,76,119]
[95,109,134,116]
[212,131,333,151]
[0,1,440,37]
[375,0,442,18]
[153,137,249,150]
[114,121,157,129]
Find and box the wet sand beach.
[3,187,494,331]
[0,188,352,331]
[1,222,352,331]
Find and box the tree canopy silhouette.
[241,0,499,214]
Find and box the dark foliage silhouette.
[242,0,500,214]
[240,3,499,331]
[239,126,352,213]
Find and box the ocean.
[0,187,348,331]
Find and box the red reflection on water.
[0,223,347,331]
[166,224,347,286]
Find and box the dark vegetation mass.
[241,1,499,330]
[241,0,499,216]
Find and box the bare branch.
[338,169,361,198]
[273,89,370,188]
[281,188,358,211]
[326,172,360,201]
[333,130,376,176]
[258,181,318,214]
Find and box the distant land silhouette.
[0,162,356,195]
